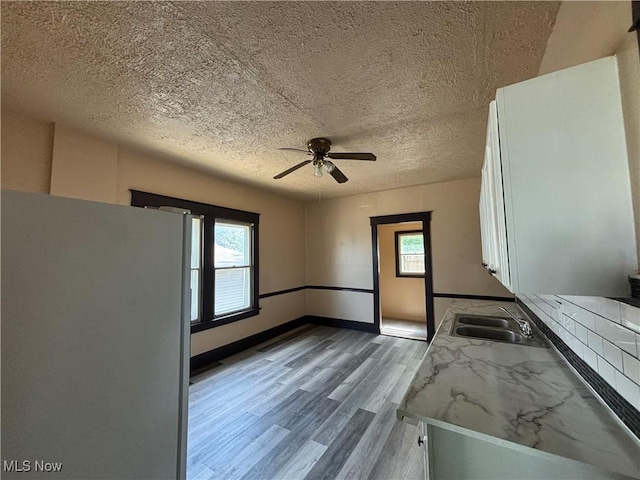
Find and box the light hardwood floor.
[380,318,428,341]
[188,324,429,480]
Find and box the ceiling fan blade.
[273,160,312,179]
[328,164,348,184]
[327,152,376,161]
[278,147,311,154]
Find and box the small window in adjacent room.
[395,230,425,277]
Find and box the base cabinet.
[419,423,631,480]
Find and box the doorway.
[370,212,435,342]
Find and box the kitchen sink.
[454,326,521,342]
[457,315,511,328]
[449,314,547,347]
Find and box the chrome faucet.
[497,306,533,337]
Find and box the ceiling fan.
[274,137,376,184]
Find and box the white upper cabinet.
[481,56,637,296]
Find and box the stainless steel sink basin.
[449,314,547,347]
[457,315,511,328]
[454,326,521,342]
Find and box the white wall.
[305,178,513,325]
[520,294,640,411]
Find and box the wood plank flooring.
[380,318,428,341]
[187,324,429,480]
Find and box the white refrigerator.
[1,190,190,479]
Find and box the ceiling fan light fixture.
[323,160,336,173]
[313,163,323,177]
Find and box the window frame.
[130,190,260,333]
[190,215,203,323]
[395,230,426,278]
[213,219,255,319]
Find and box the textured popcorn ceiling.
[1,1,558,201]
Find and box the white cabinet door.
[481,56,636,296]
[418,422,434,480]
[479,162,493,270]
[480,101,511,290]
[486,101,511,289]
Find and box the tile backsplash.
[518,294,640,412]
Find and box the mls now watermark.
[3,460,63,473]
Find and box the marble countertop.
[397,299,640,478]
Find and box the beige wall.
[306,289,374,324]
[378,222,426,322]
[304,178,512,326]
[51,125,118,203]
[1,108,54,193]
[115,148,306,296]
[0,111,517,336]
[116,147,308,355]
[540,0,640,267]
[1,108,307,356]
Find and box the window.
[395,230,425,277]
[214,220,254,317]
[130,190,260,333]
[190,216,203,322]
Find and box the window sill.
[396,274,426,278]
[190,308,260,333]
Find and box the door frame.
[370,211,435,342]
